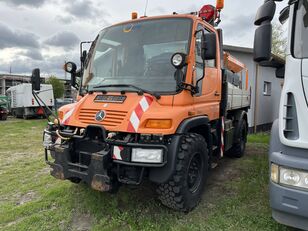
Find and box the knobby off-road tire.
[227,120,247,158]
[157,133,208,212]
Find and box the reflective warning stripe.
[220,116,225,158]
[127,96,153,132]
[113,146,124,160]
[62,107,75,125]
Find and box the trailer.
[7,83,54,119]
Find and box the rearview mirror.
[202,33,216,60]
[31,68,41,91]
[254,0,276,25]
[279,6,290,24]
[81,50,87,63]
[254,23,272,62]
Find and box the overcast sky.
[0,0,285,77]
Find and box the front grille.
[283,93,299,140]
[78,108,127,127]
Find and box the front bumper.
[270,151,308,230]
[44,127,169,191]
[46,146,113,192]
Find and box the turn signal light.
[216,0,224,10]
[145,119,172,129]
[58,111,64,120]
[132,12,138,19]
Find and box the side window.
[195,25,216,83]
[195,25,216,69]
[263,81,272,96]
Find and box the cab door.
[193,23,221,120]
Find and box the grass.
[0,119,290,231]
[248,133,271,144]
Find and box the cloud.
[65,0,99,18]
[58,0,110,25]
[19,49,44,60]
[0,23,40,49]
[45,31,80,50]
[56,15,74,24]
[220,13,256,46]
[0,54,77,76]
[4,0,47,8]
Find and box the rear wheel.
[227,120,247,158]
[157,133,208,212]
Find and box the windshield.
[84,18,192,93]
[293,0,308,58]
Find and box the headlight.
[280,167,308,189]
[271,163,308,190]
[171,53,187,69]
[43,132,53,149]
[131,148,163,163]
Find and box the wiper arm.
[93,84,161,99]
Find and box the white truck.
[7,83,54,119]
[254,0,308,229]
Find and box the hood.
[62,93,155,133]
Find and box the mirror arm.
[195,59,206,94]
[194,30,207,94]
[32,90,61,129]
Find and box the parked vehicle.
[0,95,9,120]
[254,0,308,229]
[39,0,251,212]
[0,106,8,120]
[55,98,74,110]
[6,83,54,119]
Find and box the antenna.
[144,0,149,16]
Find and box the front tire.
[157,133,208,212]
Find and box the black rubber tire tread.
[157,133,208,212]
[227,120,247,158]
[68,177,81,184]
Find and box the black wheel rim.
[187,153,203,193]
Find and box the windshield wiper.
[93,84,161,99]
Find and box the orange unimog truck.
[38,0,250,212]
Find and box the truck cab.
[254,0,308,229]
[41,1,250,212]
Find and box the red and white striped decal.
[127,96,153,132]
[62,107,76,125]
[113,146,124,160]
[220,116,225,158]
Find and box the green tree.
[46,76,64,99]
[272,23,287,57]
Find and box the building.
[0,74,31,95]
[224,45,285,133]
[0,74,48,96]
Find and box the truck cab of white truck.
[254,0,308,229]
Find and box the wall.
[224,49,283,131]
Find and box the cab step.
[68,169,88,176]
[211,162,218,169]
[68,162,88,170]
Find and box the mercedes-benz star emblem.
[95,110,106,122]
